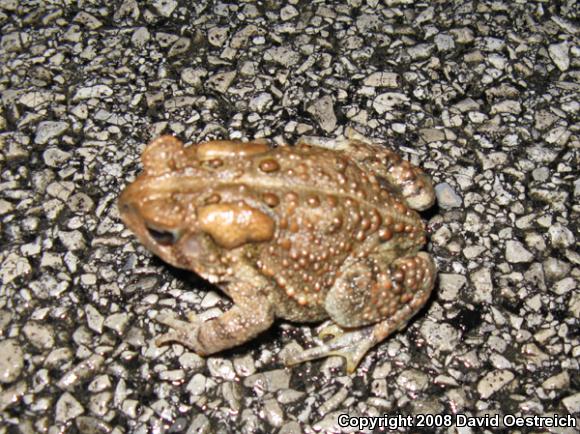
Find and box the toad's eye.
[146,226,178,246]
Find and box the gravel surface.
[0,1,578,433]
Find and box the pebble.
[0,253,31,284]
[73,84,113,101]
[438,273,467,301]
[153,0,177,17]
[490,100,521,115]
[505,240,534,263]
[249,92,273,113]
[306,95,336,132]
[548,42,570,71]
[85,305,104,333]
[420,320,460,352]
[57,355,105,390]
[104,313,130,334]
[562,392,580,413]
[280,5,298,21]
[542,371,569,390]
[435,182,462,208]
[420,128,446,143]
[23,322,55,350]
[396,369,429,392]
[434,33,455,51]
[363,72,399,88]
[548,224,574,248]
[55,392,84,422]
[131,27,150,47]
[1,32,29,52]
[470,267,493,303]
[206,70,236,93]
[373,92,409,114]
[263,399,284,427]
[264,46,300,67]
[243,369,290,393]
[35,122,69,145]
[0,339,24,383]
[477,370,514,399]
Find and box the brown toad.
[118,134,437,372]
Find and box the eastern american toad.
[119,134,436,372]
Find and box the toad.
[118,134,437,372]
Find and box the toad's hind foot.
[285,325,378,373]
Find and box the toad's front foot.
[155,312,207,354]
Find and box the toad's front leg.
[156,298,274,355]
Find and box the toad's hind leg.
[284,252,436,372]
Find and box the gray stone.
[43,147,72,167]
[73,11,102,29]
[243,369,290,392]
[264,46,300,68]
[373,92,409,114]
[0,253,31,285]
[1,32,29,52]
[561,392,580,413]
[206,70,236,93]
[543,257,571,281]
[35,122,69,145]
[542,371,570,390]
[104,313,130,334]
[263,399,284,427]
[0,381,26,412]
[23,322,54,350]
[548,42,570,71]
[397,369,429,392]
[249,92,273,113]
[153,0,177,17]
[363,72,399,88]
[420,128,446,143]
[186,414,211,434]
[434,33,455,51]
[73,85,114,101]
[0,339,24,383]
[280,5,299,21]
[477,370,514,399]
[470,267,493,303]
[306,95,336,132]
[181,67,207,87]
[0,0,18,11]
[57,355,105,390]
[548,224,574,248]
[207,27,228,47]
[420,320,460,352]
[505,240,534,263]
[490,100,521,115]
[435,182,462,209]
[438,273,467,301]
[481,37,505,52]
[207,358,236,380]
[131,27,150,47]
[169,37,190,57]
[552,277,576,295]
[85,305,104,333]
[408,43,434,60]
[55,392,84,422]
